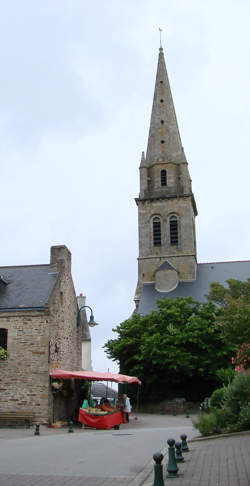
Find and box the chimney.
[77,293,86,309]
[50,245,72,272]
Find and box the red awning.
[50,369,141,385]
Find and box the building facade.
[0,245,84,424]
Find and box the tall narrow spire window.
[153,217,161,246]
[170,216,178,245]
[161,170,167,186]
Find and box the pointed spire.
[145,47,186,166]
[140,151,147,168]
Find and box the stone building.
[135,47,250,314]
[0,245,86,424]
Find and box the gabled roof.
[0,264,59,311]
[138,260,250,315]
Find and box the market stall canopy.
[50,369,141,385]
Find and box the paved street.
[0,414,249,485]
[0,414,197,486]
[0,413,196,485]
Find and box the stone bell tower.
[134,47,198,309]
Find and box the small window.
[153,217,161,246]
[170,216,178,245]
[0,328,8,350]
[161,170,167,186]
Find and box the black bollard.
[186,411,190,418]
[153,452,165,486]
[180,433,189,452]
[175,441,185,463]
[166,438,179,478]
[34,423,40,436]
[68,421,74,433]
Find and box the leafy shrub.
[193,408,232,435]
[224,404,250,433]
[224,372,250,416]
[0,346,7,360]
[210,387,227,409]
[194,372,250,436]
[193,412,218,436]
[237,403,250,430]
[214,408,233,431]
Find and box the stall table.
[78,408,125,429]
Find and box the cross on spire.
[159,27,163,48]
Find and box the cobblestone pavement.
[141,433,250,486]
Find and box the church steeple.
[135,47,198,310]
[145,47,186,167]
[139,47,196,202]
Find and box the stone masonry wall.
[0,311,50,423]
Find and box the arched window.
[0,328,8,350]
[153,217,161,246]
[170,216,178,245]
[161,169,167,186]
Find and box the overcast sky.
[1,0,249,374]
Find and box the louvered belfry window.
[0,328,7,350]
[161,169,167,186]
[170,216,178,245]
[153,217,161,246]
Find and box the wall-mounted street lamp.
[77,305,99,328]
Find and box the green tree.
[104,297,234,402]
[207,278,250,347]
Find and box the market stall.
[50,369,141,429]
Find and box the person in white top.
[122,393,131,423]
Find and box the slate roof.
[138,260,250,315]
[0,264,59,311]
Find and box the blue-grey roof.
[0,265,59,311]
[138,260,250,315]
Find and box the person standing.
[122,394,131,423]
